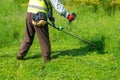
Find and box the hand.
[67,13,76,22]
[49,17,55,22]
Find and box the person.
[17,0,75,63]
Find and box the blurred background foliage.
[15,0,120,15]
[69,0,120,15]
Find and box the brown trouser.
[17,12,51,62]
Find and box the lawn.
[0,0,120,80]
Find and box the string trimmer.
[48,22,96,47]
[48,13,96,47]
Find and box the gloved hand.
[32,12,47,27]
[49,17,55,22]
[67,13,76,22]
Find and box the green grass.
[0,0,120,80]
[0,44,120,80]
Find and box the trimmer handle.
[72,12,77,18]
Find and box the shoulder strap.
[43,0,53,19]
[43,0,49,11]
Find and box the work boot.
[17,56,24,60]
[16,52,25,60]
[44,57,51,63]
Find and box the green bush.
[72,0,120,15]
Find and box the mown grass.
[0,44,120,80]
[0,0,120,80]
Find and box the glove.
[67,13,76,22]
[49,17,55,22]
[32,20,47,27]
[32,12,47,27]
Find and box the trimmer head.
[85,36,105,54]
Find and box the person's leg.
[35,24,51,63]
[17,12,35,59]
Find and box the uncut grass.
[0,0,26,46]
